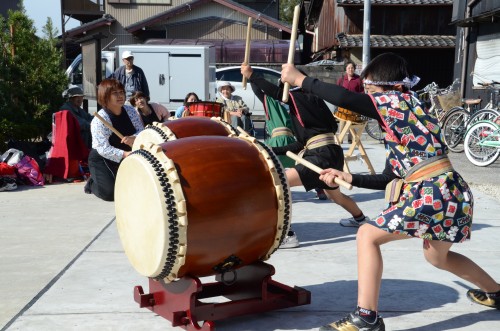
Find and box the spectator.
[60,86,93,149]
[337,60,364,93]
[84,79,144,201]
[111,51,150,99]
[216,81,253,133]
[129,91,170,126]
[336,61,364,144]
[175,92,200,118]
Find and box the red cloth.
[44,110,89,179]
[0,162,16,178]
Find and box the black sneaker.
[467,288,500,309]
[319,311,385,331]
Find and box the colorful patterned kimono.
[369,91,473,243]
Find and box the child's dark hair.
[360,53,410,91]
[183,92,199,107]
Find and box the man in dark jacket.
[111,50,150,99]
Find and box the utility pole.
[60,0,67,68]
[362,0,371,68]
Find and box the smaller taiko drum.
[132,117,235,151]
[187,101,223,118]
[334,107,366,123]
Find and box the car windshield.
[216,68,279,86]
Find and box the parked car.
[215,66,281,118]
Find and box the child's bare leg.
[324,188,363,217]
[284,168,302,187]
[424,240,500,292]
[356,224,409,310]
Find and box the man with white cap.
[60,86,93,148]
[111,50,150,100]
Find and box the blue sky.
[24,0,80,37]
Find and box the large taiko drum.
[186,101,223,118]
[132,117,235,151]
[334,107,366,123]
[115,135,291,282]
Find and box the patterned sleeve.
[124,105,145,133]
[90,107,144,163]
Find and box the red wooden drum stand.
[133,261,311,331]
[116,134,310,330]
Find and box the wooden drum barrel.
[334,107,365,123]
[186,101,223,118]
[132,117,235,151]
[115,135,291,282]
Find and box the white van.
[65,51,115,89]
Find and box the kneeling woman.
[85,79,144,201]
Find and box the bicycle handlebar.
[478,81,500,87]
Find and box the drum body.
[187,101,223,118]
[116,135,291,282]
[132,117,235,151]
[335,107,365,123]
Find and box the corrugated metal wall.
[165,18,281,40]
[102,2,281,51]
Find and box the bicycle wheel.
[468,108,500,126]
[441,108,468,153]
[464,121,500,167]
[365,118,383,141]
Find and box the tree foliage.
[0,5,68,151]
[279,0,301,24]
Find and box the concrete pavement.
[1,139,500,331]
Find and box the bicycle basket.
[437,90,461,113]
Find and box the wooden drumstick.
[94,112,125,139]
[282,5,300,103]
[242,17,252,90]
[286,151,353,190]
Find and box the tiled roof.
[127,0,292,34]
[336,34,455,48]
[65,14,116,39]
[337,0,453,5]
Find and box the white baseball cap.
[122,50,134,59]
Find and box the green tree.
[280,0,301,24]
[0,5,68,151]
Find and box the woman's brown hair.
[97,78,125,109]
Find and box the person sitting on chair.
[216,81,253,133]
[60,86,93,149]
[175,92,200,118]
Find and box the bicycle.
[440,81,500,153]
[363,81,451,142]
[426,79,461,125]
[364,118,383,141]
[463,115,500,167]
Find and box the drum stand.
[335,119,376,175]
[133,261,311,331]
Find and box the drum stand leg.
[133,261,311,331]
